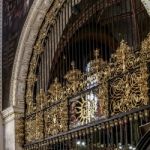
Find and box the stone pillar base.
[0,112,3,150]
[2,106,24,150]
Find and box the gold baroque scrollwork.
[90,49,105,73]
[27,72,37,88]
[25,0,67,116]
[109,40,138,77]
[109,66,148,115]
[109,39,149,115]
[26,89,35,114]
[33,43,44,55]
[25,116,36,143]
[65,61,83,95]
[35,113,44,140]
[30,54,38,72]
[97,81,108,117]
[36,89,47,110]
[48,78,64,103]
[24,27,150,143]
[16,115,24,145]
[44,102,68,136]
[141,33,150,61]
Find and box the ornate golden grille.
[16,0,150,149]
[21,35,150,146]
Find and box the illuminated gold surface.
[48,78,64,103]
[23,34,150,143]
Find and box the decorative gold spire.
[109,40,137,76]
[64,61,82,94]
[48,77,64,103]
[141,33,150,61]
[65,61,81,83]
[90,49,104,73]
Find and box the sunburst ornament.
[75,95,97,125]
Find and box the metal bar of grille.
[24,0,150,149]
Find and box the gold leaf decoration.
[36,89,47,110]
[44,102,68,137]
[65,61,83,95]
[48,78,64,103]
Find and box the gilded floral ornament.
[65,61,83,95]
[44,102,68,136]
[109,61,149,115]
[25,117,36,142]
[48,78,64,103]
[107,38,149,115]
[36,89,47,109]
[46,0,65,25]
[30,54,37,72]
[24,13,150,142]
[109,40,137,77]
[27,72,37,88]
[97,82,108,117]
[26,89,33,102]
[16,115,24,145]
[90,49,105,73]
[141,33,150,61]
[39,30,47,40]
[138,63,149,105]
[33,43,44,55]
[35,113,44,140]
[26,89,35,114]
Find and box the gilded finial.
[48,77,64,102]
[89,48,104,73]
[71,61,75,70]
[94,48,100,60]
[54,77,58,84]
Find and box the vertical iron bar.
[133,113,140,145]
[130,0,140,49]
[119,119,123,146]
[124,116,128,148]
[115,119,119,148]
[129,115,134,147]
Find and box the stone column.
[2,106,24,150]
[0,113,3,150]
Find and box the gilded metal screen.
[15,0,150,149]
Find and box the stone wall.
[2,0,34,109]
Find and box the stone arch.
[9,0,54,107]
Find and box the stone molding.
[9,0,53,108]
[0,112,3,150]
[2,106,24,150]
[2,106,23,123]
